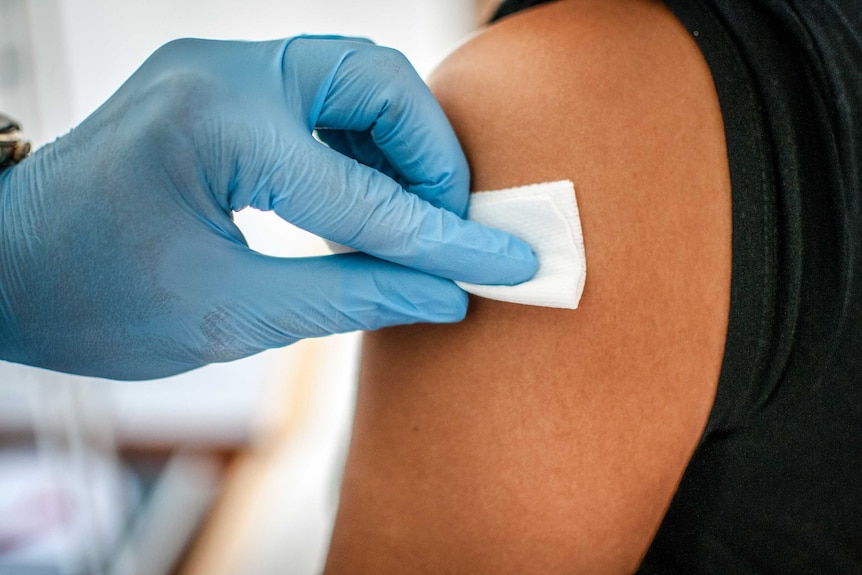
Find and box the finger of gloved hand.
[284,37,470,216]
[209,251,469,351]
[315,128,403,186]
[271,143,538,286]
[80,254,466,381]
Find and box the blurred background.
[0,1,500,573]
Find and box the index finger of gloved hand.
[284,37,470,216]
[271,144,537,286]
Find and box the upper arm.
[325,1,732,572]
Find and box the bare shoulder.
[430,0,729,193]
[326,1,732,573]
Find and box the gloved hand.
[0,36,537,380]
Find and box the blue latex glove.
[0,37,537,380]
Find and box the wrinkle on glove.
[456,180,586,309]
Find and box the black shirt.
[491,1,862,571]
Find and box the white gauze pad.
[455,180,586,309]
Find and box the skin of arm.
[325,0,732,572]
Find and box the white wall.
[43,0,475,137]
